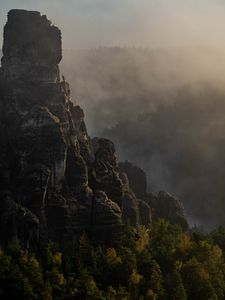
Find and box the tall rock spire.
[0,10,123,248]
[1,9,61,83]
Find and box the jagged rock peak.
[1,9,62,83]
[0,9,123,248]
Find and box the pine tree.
[166,270,187,300]
[149,261,164,299]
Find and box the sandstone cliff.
[0,10,188,248]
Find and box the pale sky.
[1,0,225,49]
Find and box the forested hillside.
[1,221,225,299]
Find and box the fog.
[2,0,225,228]
[2,0,225,49]
[61,46,225,229]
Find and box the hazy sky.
[1,0,225,49]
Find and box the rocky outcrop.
[91,140,153,227]
[119,161,188,229]
[92,191,122,242]
[1,10,61,84]
[91,138,124,208]
[119,160,147,197]
[0,10,122,248]
[0,9,188,248]
[70,105,94,165]
[0,191,39,248]
[145,191,189,230]
[118,162,151,226]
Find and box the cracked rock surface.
[0,9,188,248]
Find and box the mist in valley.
[61,46,225,229]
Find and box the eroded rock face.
[0,10,122,248]
[145,191,189,230]
[70,105,94,165]
[92,191,122,242]
[0,191,39,249]
[119,161,188,229]
[119,160,147,198]
[91,138,124,208]
[0,9,188,248]
[119,163,152,227]
[1,9,61,83]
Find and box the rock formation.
[0,10,122,248]
[119,160,147,198]
[91,138,123,208]
[0,9,188,249]
[145,191,189,230]
[119,161,188,230]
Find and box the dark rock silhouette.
[91,138,123,208]
[119,161,188,230]
[0,9,188,248]
[0,10,121,248]
[145,191,189,230]
[119,160,147,198]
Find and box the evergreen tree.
[166,270,187,300]
[181,257,218,300]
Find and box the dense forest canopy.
[1,221,225,299]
